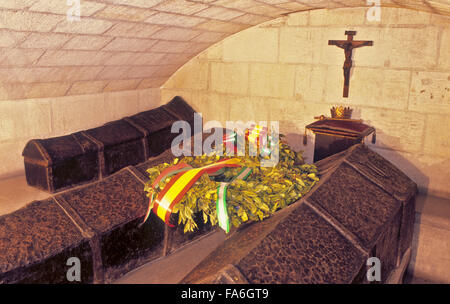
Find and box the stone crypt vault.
[0,0,449,284]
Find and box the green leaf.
[241,211,248,222]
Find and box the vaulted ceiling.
[0,0,448,101]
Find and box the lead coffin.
[22,96,197,193]
[181,144,417,284]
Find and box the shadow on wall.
[365,129,430,193]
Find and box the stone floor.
[0,173,448,284]
[115,230,226,284]
[0,174,48,216]
[408,194,450,283]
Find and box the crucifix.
[329,31,373,97]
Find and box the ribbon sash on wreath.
[142,158,241,227]
[216,167,252,233]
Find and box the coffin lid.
[22,97,197,166]
[162,96,196,123]
[83,119,145,148]
[125,106,180,134]
[315,144,417,202]
[57,168,148,234]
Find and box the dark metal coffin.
[22,132,99,192]
[162,96,197,131]
[344,144,417,264]
[82,119,146,177]
[0,199,94,284]
[54,167,166,283]
[0,168,166,284]
[181,144,417,284]
[2,138,217,284]
[22,96,199,193]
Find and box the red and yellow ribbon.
[222,125,268,154]
[247,124,268,146]
[142,158,241,227]
[222,132,237,154]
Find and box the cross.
[329,31,373,98]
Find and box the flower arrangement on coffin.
[143,131,319,234]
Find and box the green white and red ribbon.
[216,167,252,233]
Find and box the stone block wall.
[161,7,450,199]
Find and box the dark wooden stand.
[313,133,361,162]
[305,118,375,163]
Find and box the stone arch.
[0,1,448,100]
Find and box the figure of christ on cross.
[328,31,373,97]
